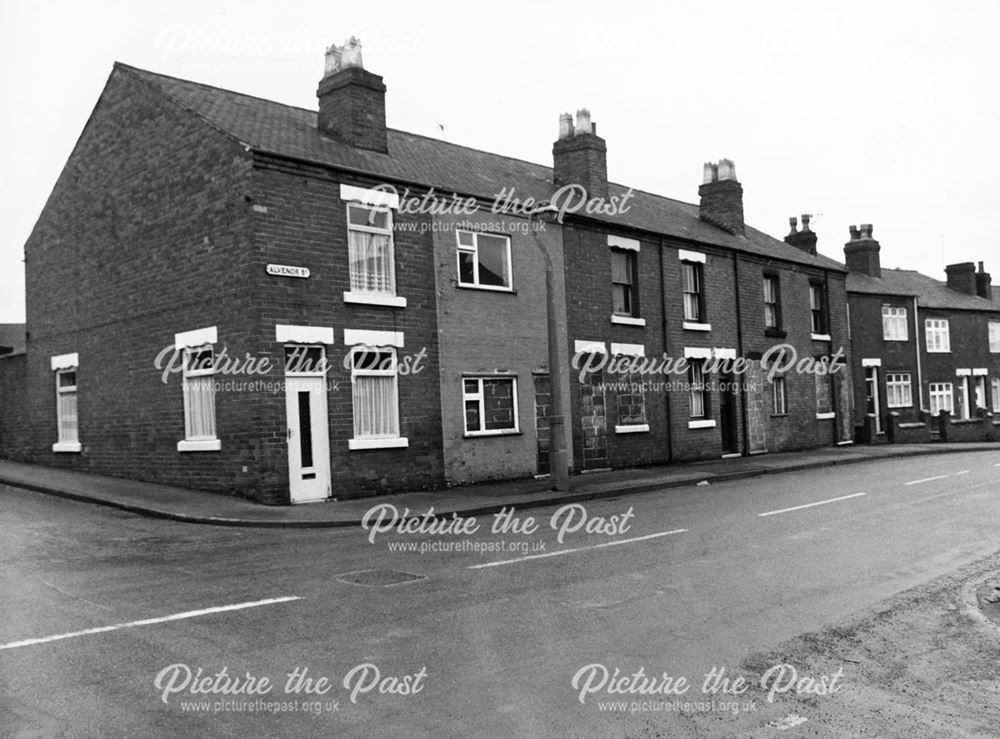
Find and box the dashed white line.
[757,492,867,518]
[0,596,302,650]
[469,528,688,569]
[904,475,949,486]
[954,470,969,476]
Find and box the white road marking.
[0,596,302,650]
[953,470,969,476]
[469,529,688,569]
[904,475,949,486]
[772,714,809,730]
[757,492,866,518]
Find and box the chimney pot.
[702,162,717,184]
[785,213,817,255]
[558,112,573,140]
[717,158,737,181]
[574,108,593,135]
[788,216,798,234]
[849,225,860,240]
[800,214,812,232]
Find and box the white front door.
[865,367,882,434]
[285,375,331,503]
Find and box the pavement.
[1,441,999,528]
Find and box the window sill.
[52,442,81,453]
[687,419,716,429]
[349,437,409,450]
[177,439,221,452]
[611,315,646,327]
[343,292,407,308]
[455,283,515,294]
[815,412,836,420]
[764,328,786,338]
[463,429,521,438]
[810,333,831,342]
[883,337,909,342]
[926,349,951,354]
[615,424,650,434]
[683,322,712,332]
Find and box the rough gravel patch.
[629,550,1000,738]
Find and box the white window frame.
[925,318,951,353]
[345,202,402,305]
[989,320,1000,353]
[928,382,954,415]
[885,372,913,409]
[456,230,513,292]
[973,375,986,411]
[178,344,220,452]
[881,305,908,341]
[462,375,519,437]
[689,361,707,419]
[53,366,81,452]
[681,261,702,322]
[809,283,827,336]
[763,274,780,329]
[772,375,788,416]
[992,377,1000,413]
[348,345,407,450]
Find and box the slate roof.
[116,63,846,273]
[0,323,26,357]
[847,268,1000,312]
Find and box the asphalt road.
[1,451,998,737]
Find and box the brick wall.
[0,355,29,459]
[562,223,669,470]
[250,159,445,499]
[430,209,571,484]
[22,65,265,497]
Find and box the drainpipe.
[659,237,673,463]
[732,252,749,454]
[914,296,924,412]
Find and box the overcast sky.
[1,0,998,322]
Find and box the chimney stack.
[784,213,818,255]
[698,159,744,235]
[975,261,993,300]
[945,262,977,295]
[843,223,881,277]
[316,37,388,153]
[552,109,608,200]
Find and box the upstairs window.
[763,275,781,329]
[882,306,908,341]
[611,248,638,317]
[989,320,1000,353]
[809,283,827,335]
[347,203,395,296]
[682,262,703,322]
[457,230,512,290]
[925,319,951,353]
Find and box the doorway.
[285,346,331,503]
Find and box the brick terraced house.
[844,225,1000,443]
[1,41,856,504]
